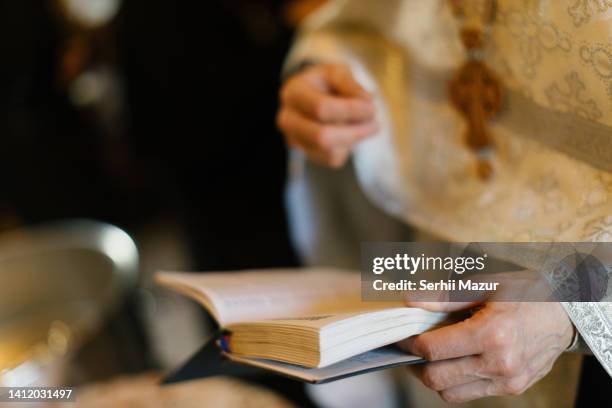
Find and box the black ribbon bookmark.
[161,330,258,385]
[160,331,317,407]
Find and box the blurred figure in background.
[0,0,307,388]
[278,0,611,407]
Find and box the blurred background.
[0,0,326,406]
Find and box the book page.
[223,347,423,384]
[229,312,365,331]
[156,268,367,326]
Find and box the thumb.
[325,64,373,99]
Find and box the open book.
[156,268,448,383]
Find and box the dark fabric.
[163,333,317,408]
[575,355,611,407]
[119,1,298,270]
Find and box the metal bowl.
[0,220,138,387]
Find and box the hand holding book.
[399,300,574,403]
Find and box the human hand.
[277,63,379,168]
[399,301,574,403]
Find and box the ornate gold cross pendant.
[449,58,503,180]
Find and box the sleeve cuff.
[566,324,592,354]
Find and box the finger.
[495,376,532,397]
[283,79,376,123]
[399,319,483,361]
[325,64,373,99]
[438,380,494,404]
[281,118,351,167]
[281,109,379,151]
[284,132,300,149]
[304,145,351,168]
[418,356,486,391]
[288,136,350,168]
[405,301,482,312]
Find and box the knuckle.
[313,99,331,121]
[494,353,521,377]
[312,127,333,149]
[487,323,512,350]
[439,390,460,404]
[276,110,290,132]
[275,111,285,129]
[420,367,443,391]
[415,337,437,361]
[502,377,529,396]
[279,82,293,104]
